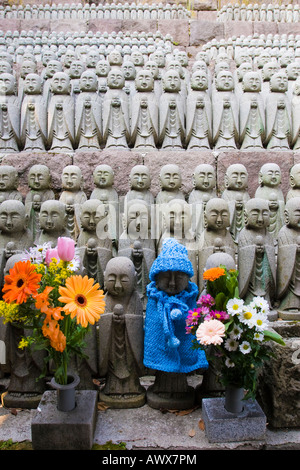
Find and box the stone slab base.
[31,390,98,450]
[146,384,195,410]
[2,391,43,410]
[202,397,266,443]
[99,390,146,409]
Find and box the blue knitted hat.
[149,238,194,281]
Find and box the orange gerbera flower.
[58,275,105,328]
[42,318,66,352]
[35,286,54,313]
[2,260,42,304]
[203,267,226,282]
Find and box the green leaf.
[263,330,285,346]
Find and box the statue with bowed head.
[75,70,102,151]
[159,70,185,150]
[131,69,159,150]
[255,163,285,242]
[197,198,235,293]
[144,238,208,410]
[0,165,22,203]
[287,163,300,201]
[98,257,146,408]
[186,70,212,150]
[265,71,291,150]
[239,71,265,150]
[222,164,250,244]
[212,70,239,150]
[25,164,55,241]
[102,69,130,149]
[277,197,300,318]
[59,165,87,240]
[37,200,70,247]
[291,78,300,150]
[47,71,75,152]
[20,73,47,152]
[238,198,276,307]
[0,73,20,152]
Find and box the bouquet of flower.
[0,237,106,385]
[186,266,285,399]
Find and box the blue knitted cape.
[143,280,208,373]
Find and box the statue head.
[135,69,154,92]
[242,71,262,92]
[144,60,159,79]
[163,199,192,238]
[293,78,300,96]
[121,60,136,80]
[24,73,42,95]
[107,49,123,67]
[236,62,253,82]
[63,48,77,68]
[96,59,111,77]
[214,61,230,79]
[225,164,248,190]
[80,199,102,232]
[176,50,188,68]
[0,60,12,75]
[193,164,216,191]
[204,198,230,230]
[290,164,300,189]
[262,62,279,81]
[286,62,300,80]
[68,60,86,79]
[39,200,67,233]
[190,70,208,91]
[130,50,144,67]
[107,69,125,89]
[93,164,114,189]
[151,49,165,68]
[51,71,71,94]
[104,256,137,298]
[79,70,98,92]
[284,197,300,229]
[270,71,288,92]
[162,69,181,92]
[0,165,19,191]
[216,70,234,91]
[244,198,270,230]
[0,200,28,234]
[86,49,100,68]
[130,165,151,191]
[259,163,281,188]
[159,164,182,191]
[61,165,83,191]
[166,59,184,79]
[45,60,62,78]
[20,59,37,78]
[124,199,150,239]
[192,60,208,74]
[28,164,51,191]
[0,73,16,95]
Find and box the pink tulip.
[57,237,75,262]
[45,248,60,266]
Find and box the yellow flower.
[18,338,29,349]
[58,275,106,328]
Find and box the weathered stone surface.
[157,19,190,46]
[257,321,300,429]
[224,21,253,39]
[143,150,216,198]
[0,19,20,32]
[216,150,294,198]
[0,152,73,199]
[189,20,224,46]
[20,19,51,32]
[73,150,144,197]
[193,0,218,12]
[252,21,278,36]
[49,19,87,33]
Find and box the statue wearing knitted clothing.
[144,238,208,410]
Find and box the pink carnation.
[196,319,226,346]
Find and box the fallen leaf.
[9,408,18,416]
[188,429,196,438]
[198,419,205,431]
[93,379,101,387]
[97,402,110,411]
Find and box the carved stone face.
[130,165,151,190]
[176,51,188,67]
[243,71,261,92]
[236,62,253,82]
[51,72,70,94]
[0,166,18,190]
[256,52,271,68]
[20,60,37,78]
[79,70,98,92]
[270,71,288,92]
[45,60,62,79]
[216,71,234,91]
[86,50,100,68]
[42,50,57,65]
[63,49,77,68]
[163,70,181,92]
[144,60,159,79]
[28,165,51,190]
[39,200,66,233]
[0,200,26,233]
[192,60,208,74]
[205,199,230,230]
[164,200,192,236]
[160,165,181,190]
[155,270,189,296]
[80,200,101,231]
[225,164,248,190]
[96,60,111,77]
[93,165,114,188]
[135,70,153,92]
[286,62,300,80]
[290,164,300,188]
[122,61,136,80]
[130,50,144,67]
[126,201,149,238]
[68,60,85,79]
[108,49,122,66]
[0,73,15,95]
[259,163,281,187]
[262,62,279,81]
[104,257,136,297]
[0,60,12,74]
[285,198,300,229]
[24,73,42,94]
[167,60,184,79]
[107,69,125,89]
[152,50,165,68]
[190,70,208,91]
[62,165,82,191]
[193,164,216,191]
[245,199,270,229]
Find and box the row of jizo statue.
[0,160,300,316]
[217,3,300,23]
[0,63,300,151]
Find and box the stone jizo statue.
[0,73,20,152]
[0,165,22,202]
[37,200,70,246]
[287,163,300,201]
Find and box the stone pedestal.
[202,397,266,443]
[31,390,98,450]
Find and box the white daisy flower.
[239,341,252,354]
[224,336,239,351]
[231,324,243,339]
[239,306,256,327]
[253,331,264,341]
[252,313,269,332]
[227,298,244,316]
[250,296,270,314]
[225,357,235,368]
